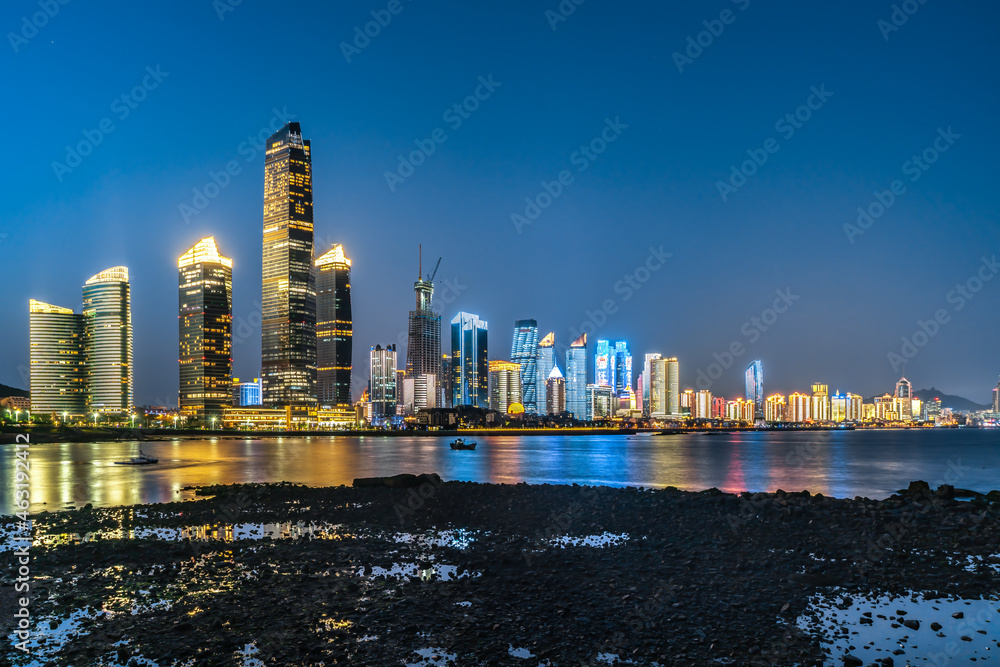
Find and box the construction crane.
[418,244,442,283]
[426,256,441,282]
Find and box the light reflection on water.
[2,430,998,514]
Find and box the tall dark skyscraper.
[261,122,316,406]
[745,360,764,421]
[451,312,488,408]
[178,238,233,419]
[315,244,353,408]
[510,319,539,414]
[406,251,442,408]
[83,266,133,415]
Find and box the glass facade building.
[406,268,441,412]
[232,378,263,407]
[451,312,488,408]
[595,339,612,388]
[262,122,316,406]
[745,360,764,421]
[613,341,632,397]
[510,319,539,414]
[565,334,588,419]
[28,300,86,416]
[316,244,353,409]
[83,266,133,415]
[369,344,397,420]
[535,332,555,415]
[178,238,233,419]
[488,360,521,414]
[642,353,661,417]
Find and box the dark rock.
[902,619,919,631]
[353,473,443,488]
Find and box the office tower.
[642,353,661,416]
[178,238,233,419]
[315,244,353,409]
[787,392,811,422]
[565,334,588,419]
[927,396,942,422]
[693,389,712,419]
[402,374,436,415]
[370,344,397,419]
[712,396,726,419]
[83,266,133,415]
[439,354,452,408]
[810,383,829,421]
[894,377,913,421]
[874,394,895,420]
[765,394,786,422]
[586,384,615,421]
[993,379,999,413]
[232,378,262,407]
[681,389,695,417]
[488,360,521,414]
[738,398,755,422]
[612,341,632,397]
[595,340,612,387]
[451,312,488,408]
[830,393,847,422]
[28,300,85,416]
[536,332,555,414]
[406,252,442,409]
[510,320,539,414]
[261,122,316,407]
[847,393,864,421]
[636,375,643,414]
[545,366,566,415]
[745,360,763,420]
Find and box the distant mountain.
[0,383,29,398]
[914,388,990,413]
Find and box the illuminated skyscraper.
[830,392,847,422]
[745,360,763,421]
[510,320,539,414]
[232,378,262,407]
[488,360,521,414]
[261,122,316,406]
[894,377,913,421]
[765,395,786,422]
[565,334,588,419]
[536,332,555,415]
[586,384,614,421]
[83,266,133,415]
[369,344,397,420]
[595,340,612,387]
[178,238,233,419]
[788,392,811,422]
[993,378,999,413]
[650,357,680,418]
[316,244,353,409]
[613,341,632,397]
[451,312,488,408]
[811,383,830,421]
[642,353,661,417]
[545,365,565,415]
[28,300,85,416]
[406,252,441,410]
[693,389,712,419]
[847,393,864,421]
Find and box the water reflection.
[2,430,998,514]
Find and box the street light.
[211,416,217,431]
[14,410,20,423]
[63,411,68,425]
[93,412,98,427]
[131,413,136,428]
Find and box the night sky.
[2,0,998,406]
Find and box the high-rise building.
[874,394,895,421]
[545,365,566,415]
[595,340,612,387]
[261,122,316,407]
[586,384,614,421]
[370,344,397,420]
[650,357,680,418]
[178,238,233,419]
[788,392,811,422]
[406,253,442,410]
[488,360,521,414]
[830,392,847,422]
[810,383,829,421]
[745,360,763,421]
[894,377,913,421]
[926,396,942,422]
[765,394,786,422]
[510,320,539,414]
[642,353,661,416]
[232,378,262,406]
[439,354,452,408]
[993,378,999,413]
[847,393,864,421]
[693,389,712,419]
[565,334,588,419]
[712,396,726,420]
[536,332,555,415]
[681,389,695,417]
[315,244,353,409]
[83,266,133,415]
[613,341,632,397]
[402,374,436,415]
[451,312,488,408]
[28,300,85,416]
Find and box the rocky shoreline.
[2,479,999,666]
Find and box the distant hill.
[0,383,29,398]
[914,388,990,412]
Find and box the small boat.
[114,448,158,465]
[449,438,477,450]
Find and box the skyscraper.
[994,378,999,413]
[545,365,565,415]
[315,244,353,409]
[811,383,830,421]
[178,238,233,419]
[613,341,632,397]
[370,344,397,420]
[83,266,133,415]
[586,384,614,421]
[488,360,521,414]
[642,353,661,417]
[451,312,488,408]
[406,252,442,410]
[650,357,680,418]
[510,320,539,414]
[261,121,316,406]
[745,360,763,421]
[595,340,612,387]
[565,334,588,419]
[28,300,85,416]
[536,332,555,415]
[894,377,913,421]
[765,394,787,422]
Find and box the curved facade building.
[510,319,539,414]
[316,244,353,408]
[28,300,86,416]
[83,266,133,415]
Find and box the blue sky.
[2,0,998,404]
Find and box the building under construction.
[406,248,442,409]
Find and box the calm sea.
[2,429,998,515]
